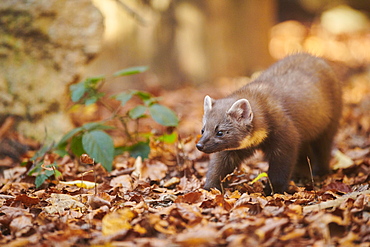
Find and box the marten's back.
[234,53,342,141]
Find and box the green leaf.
[54,170,62,179]
[129,105,147,119]
[28,162,42,176]
[71,135,85,157]
[70,82,86,102]
[149,104,179,127]
[53,149,68,157]
[31,143,54,161]
[132,90,152,102]
[120,142,150,159]
[82,130,114,172]
[85,96,99,105]
[82,91,105,106]
[114,92,133,106]
[129,142,150,158]
[85,75,105,87]
[157,132,178,143]
[35,174,48,188]
[56,126,84,147]
[250,172,268,184]
[45,169,55,177]
[113,66,148,77]
[82,122,114,131]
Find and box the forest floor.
[0,66,369,247]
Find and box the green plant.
[26,143,63,188]
[54,66,179,172]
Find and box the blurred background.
[1,0,370,142]
[86,0,370,91]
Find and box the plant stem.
[97,99,133,142]
[119,116,133,142]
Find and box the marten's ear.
[227,99,253,124]
[204,95,214,114]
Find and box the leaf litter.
[1,53,370,247]
[1,82,369,247]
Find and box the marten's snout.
[196,142,204,151]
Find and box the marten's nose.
[196,143,204,151]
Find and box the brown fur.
[196,53,342,194]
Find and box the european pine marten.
[196,53,342,194]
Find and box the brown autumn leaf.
[175,224,219,246]
[0,206,32,226]
[149,139,178,165]
[149,213,177,235]
[110,174,133,191]
[13,194,40,207]
[43,227,91,243]
[9,215,33,238]
[170,203,203,226]
[175,191,203,204]
[80,153,94,164]
[255,217,289,241]
[86,194,111,209]
[133,157,168,181]
[163,176,180,188]
[279,228,306,241]
[322,181,352,193]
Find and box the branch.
[303,189,370,214]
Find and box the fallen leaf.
[279,228,306,241]
[102,208,135,235]
[110,174,133,191]
[332,149,355,170]
[322,182,352,193]
[175,191,203,204]
[163,177,180,188]
[14,194,40,207]
[149,213,177,235]
[171,203,203,226]
[175,224,219,246]
[59,180,98,189]
[44,193,86,214]
[255,218,289,241]
[0,206,31,225]
[250,172,268,184]
[87,194,111,209]
[9,215,33,237]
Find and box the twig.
[119,116,133,142]
[93,161,97,195]
[303,189,370,214]
[0,194,15,199]
[80,154,98,195]
[307,156,318,201]
[266,177,274,195]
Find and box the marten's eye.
[216,130,224,137]
[201,129,204,134]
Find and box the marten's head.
[197,95,264,153]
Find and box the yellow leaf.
[59,180,98,189]
[229,190,241,199]
[102,208,135,235]
[133,224,147,235]
[250,172,268,184]
[332,149,354,170]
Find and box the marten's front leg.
[204,149,254,191]
[263,127,300,194]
